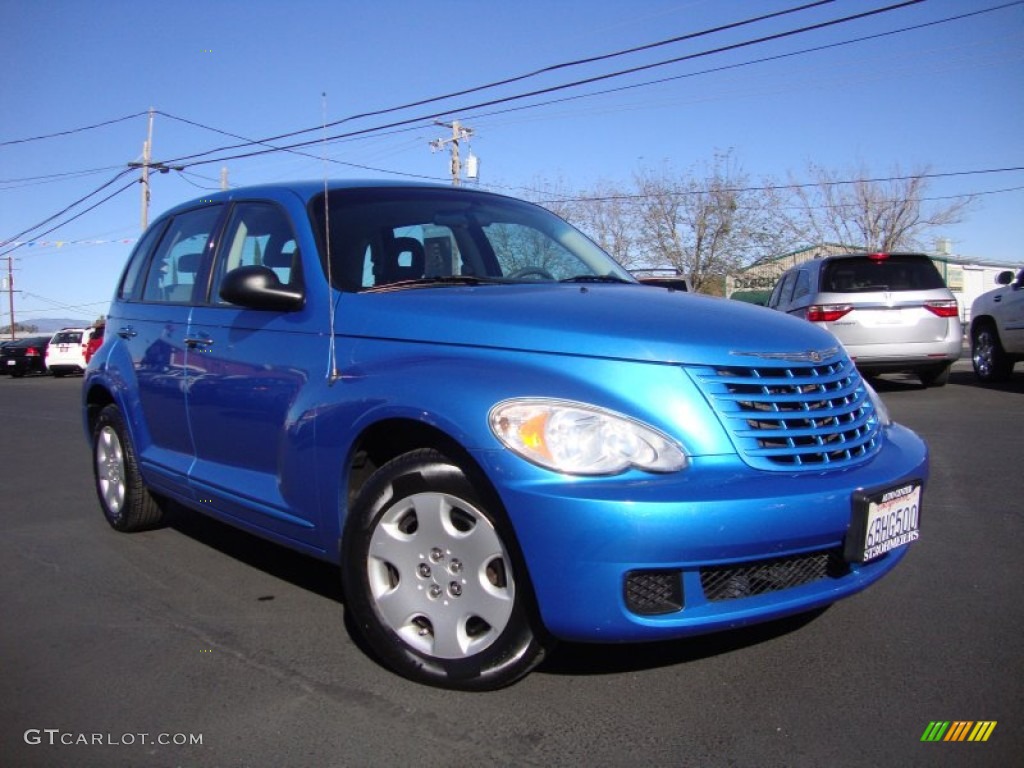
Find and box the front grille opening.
[700,549,849,602]
[625,570,684,615]
[690,356,883,471]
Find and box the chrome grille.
[689,354,882,471]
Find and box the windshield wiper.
[362,275,503,293]
[559,274,632,284]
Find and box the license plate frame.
[844,480,922,563]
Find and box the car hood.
[338,284,842,367]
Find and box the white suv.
[45,328,89,377]
[970,268,1024,382]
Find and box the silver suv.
[970,267,1024,382]
[767,252,961,387]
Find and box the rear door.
[111,205,224,490]
[997,270,1024,353]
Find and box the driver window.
[213,202,300,303]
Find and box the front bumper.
[478,423,928,643]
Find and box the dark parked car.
[1,336,52,377]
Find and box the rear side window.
[792,269,812,301]
[822,256,946,293]
[141,206,223,303]
[118,219,169,300]
[770,271,798,308]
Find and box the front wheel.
[342,449,547,690]
[972,323,1012,382]
[92,404,165,531]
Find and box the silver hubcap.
[973,331,995,377]
[367,491,515,659]
[96,425,126,514]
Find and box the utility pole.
[430,120,474,186]
[220,166,229,191]
[3,256,18,340]
[127,108,181,230]
[139,108,154,230]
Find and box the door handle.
[117,326,137,339]
[184,336,214,349]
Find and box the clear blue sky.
[2,0,1022,326]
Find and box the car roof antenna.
[321,91,341,384]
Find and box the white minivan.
[767,252,961,387]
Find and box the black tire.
[918,363,951,388]
[972,322,1013,383]
[92,404,165,531]
[342,448,547,690]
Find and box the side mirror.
[220,266,304,311]
[996,270,1014,286]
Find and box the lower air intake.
[700,549,849,602]
[625,570,683,615]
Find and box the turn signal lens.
[864,381,892,427]
[806,304,853,323]
[489,398,687,475]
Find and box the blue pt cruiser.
[83,182,926,689]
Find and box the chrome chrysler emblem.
[730,347,839,363]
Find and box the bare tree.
[784,163,972,251]
[519,177,640,269]
[632,153,787,293]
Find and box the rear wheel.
[342,449,546,690]
[92,404,165,531]
[972,323,1012,382]
[918,363,951,388]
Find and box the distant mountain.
[29,317,94,333]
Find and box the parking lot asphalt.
[1,362,1021,767]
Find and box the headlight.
[488,398,688,475]
[864,380,892,427]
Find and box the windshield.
[309,187,633,292]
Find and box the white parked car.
[970,268,1024,382]
[45,327,89,377]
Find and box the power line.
[160,1,928,169]
[157,1,840,166]
[457,2,1024,135]
[0,173,137,258]
[0,111,149,147]
[529,167,1024,204]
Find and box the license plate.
[866,309,903,325]
[844,481,921,563]
[5,359,14,366]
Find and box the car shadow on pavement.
[538,608,828,677]
[164,502,345,603]
[163,500,832,679]
[867,370,1023,394]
